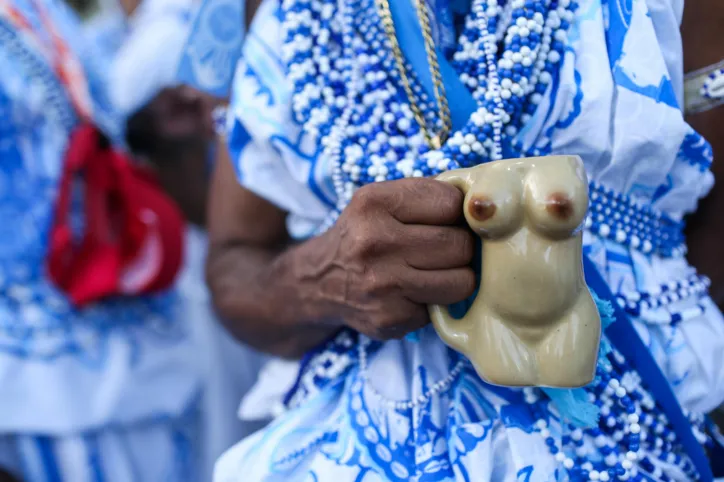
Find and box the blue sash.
[583,258,714,481]
[388,0,715,478]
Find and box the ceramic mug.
[429,155,601,388]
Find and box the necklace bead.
[278,0,717,478]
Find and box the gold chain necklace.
[374,0,452,149]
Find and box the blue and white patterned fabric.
[215,0,724,480]
[0,406,199,481]
[83,5,127,68]
[0,0,201,478]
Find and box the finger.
[177,85,204,102]
[402,267,477,305]
[381,178,465,225]
[400,225,475,270]
[373,302,430,340]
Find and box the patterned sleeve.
[224,0,336,238]
[108,2,195,118]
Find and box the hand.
[125,86,217,162]
[318,178,476,340]
[149,86,217,142]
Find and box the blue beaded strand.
[277,0,712,479]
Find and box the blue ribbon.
[387,0,715,478]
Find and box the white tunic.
[215,0,724,479]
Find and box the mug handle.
[428,169,476,353]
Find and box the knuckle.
[352,231,383,260]
[342,219,378,259]
[400,178,427,198]
[388,179,427,217]
[351,184,380,212]
[433,180,464,211]
[401,179,434,206]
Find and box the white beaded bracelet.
[684,58,724,115]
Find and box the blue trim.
[35,437,62,482]
[243,64,276,107]
[171,426,195,481]
[84,434,106,482]
[307,148,336,209]
[268,133,336,208]
[613,69,679,109]
[676,131,713,172]
[281,330,346,406]
[554,68,583,129]
[247,32,285,71]
[228,119,252,182]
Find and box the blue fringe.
[542,291,615,428]
[405,330,421,342]
[541,388,599,427]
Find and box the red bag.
[47,124,185,307]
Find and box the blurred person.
[0,0,203,479]
[203,0,724,480]
[98,0,282,478]
[171,0,304,435]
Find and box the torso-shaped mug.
[429,155,601,388]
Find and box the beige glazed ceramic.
[429,155,601,388]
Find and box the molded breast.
[523,156,589,239]
[462,164,524,240]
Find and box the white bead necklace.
[356,336,466,410]
[277,0,713,479]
